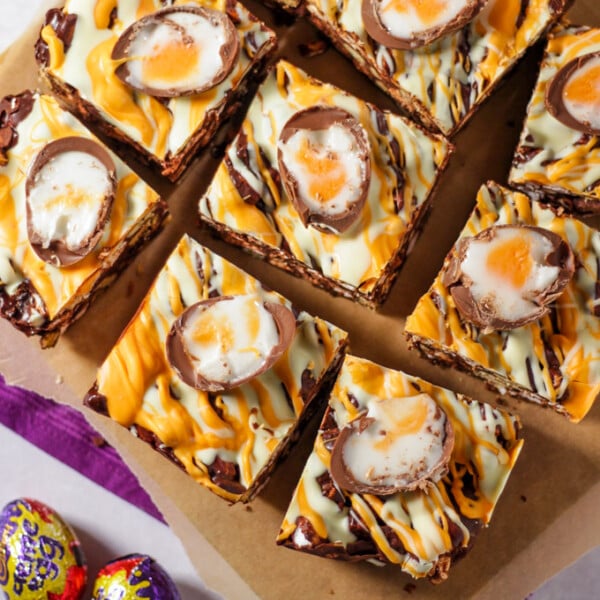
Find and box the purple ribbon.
[0,374,164,523]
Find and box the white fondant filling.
[342,394,446,489]
[279,124,367,218]
[181,295,280,385]
[28,150,111,251]
[125,11,227,92]
[460,228,560,322]
[378,0,473,40]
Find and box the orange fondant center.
[486,235,532,289]
[142,38,200,83]
[382,0,448,25]
[373,396,429,452]
[296,138,347,204]
[564,63,600,106]
[192,311,235,353]
[42,184,98,212]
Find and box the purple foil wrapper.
[0,375,164,523]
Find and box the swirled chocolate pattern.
[405,182,600,422]
[36,0,277,179]
[304,0,570,134]
[86,235,348,503]
[277,355,523,582]
[0,92,165,346]
[510,24,600,216]
[199,60,451,307]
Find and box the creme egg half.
[112,6,240,97]
[278,107,371,234]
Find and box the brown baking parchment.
[1,1,599,599]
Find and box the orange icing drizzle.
[94,0,117,29]
[486,234,532,289]
[373,396,429,451]
[86,37,155,147]
[40,25,65,70]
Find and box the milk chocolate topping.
[442,225,575,330]
[166,296,296,392]
[330,396,454,495]
[545,51,600,135]
[361,0,487,51]
[277,106,371,234]
[112,6,240,98]
[25,137,117,268]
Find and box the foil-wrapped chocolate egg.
[112,6,240,98]
[0,498,87,599]
[91,554,180,600]
[362,0,487,50]
[330,394,454,495]
[277,106,371,234]
[166,294,296,392]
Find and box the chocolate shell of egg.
[277,106,371,234]
[330,394,454,495]
[362,0,488,50]
[166,294,296,392]
[91,553,180,600]
[25,137,116,267]
[0,498,87,599]
[112,5,240,98]
[442,225,575,331]
[545,51,600,135]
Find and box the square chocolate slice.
[510,23,600,216]
[35,0,277,181]
[277,354,523,582]
[0,91,167,347]
[405,181,600,422]
[85,235,349,502]
[302,0,570,135]
[199,60,452,308]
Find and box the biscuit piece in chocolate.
[545,50,600,136]
[362,0,487,50]
[112,5,240,98]
[277,107,371,234]
[166,294,296,392]
[25,137,116,267]
[442,225,575,331]
[330,393,454,494]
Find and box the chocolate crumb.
[403,583,417,594]
[520,494,527,502]
[91,434,107,448]
[298,39,329,58]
